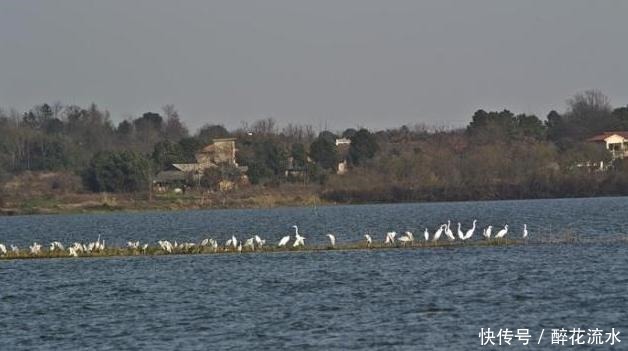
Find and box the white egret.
[398,231,414,246]
[231,235,238,249]
[237,243,243,253]
[278,236,290,247]
[445,221,455,241]
[293,233,305,247]
[244,238,255,251]
[0,243,6,255]
[495,225,509,239]
[158,240,173,253]
[432,225,444,241]
[71,242,84,253]
[29,242,42,255]
[200,238,209,247]
[292,225,305,247]
[254,235,265,248]
[457,223,465,240]
[423,228,429,241]
[523,224,528,238]
[463,220,477,240]
[326,234,336,247]
[385,231,397,245]
[49,241,65,251]
[10,245,19,254]
[68,247,79,257]
[364,234,372,247]
[484,226,492,239]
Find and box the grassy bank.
[0,183,325,216]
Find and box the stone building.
[153,138,246,191]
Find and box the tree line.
[1,90,628,202]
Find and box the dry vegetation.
[0,171,324,215]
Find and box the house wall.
[603,134,626,148]
[212,140,237,165]
[195,139,237,166]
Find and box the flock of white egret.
[0,221,529,259]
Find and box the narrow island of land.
[2,233,621,261]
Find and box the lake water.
[1,197,627,350]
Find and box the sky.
[1,0,627,132]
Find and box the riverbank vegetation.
[2,90,628,215]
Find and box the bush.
[82,151,151,193]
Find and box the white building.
[587,132,628,159]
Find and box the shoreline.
[3,192,628,217]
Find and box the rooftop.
[587,131,628,142]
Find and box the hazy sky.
[1,1,627,132]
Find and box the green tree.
[151,140,184,170]
[82,151,151,193]
[237,139,287,184]
[349,129,379,165]
[342,128,357,139]
[309,136,338,170]
[318,130,337,144]
[178,137,204,162]
[197,124,229,144]
[290,143,307,168]
[515,114,546,140]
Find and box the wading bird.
[432,225,445,241]
[398,231,414,246]
[244,238,255,251]
[254,235,265,248]
[484,226,492,239]
[444,221,455,241]
[158,240,173,253]
[278,235,290,247]
[364,234,372,247]
[0,243,6,255]
[424,228,429,241]
[495,225,509,239]
[385,231,397,245]
[523,224,528,238]
[29,242,42,255]
[326,234,336,247]
[292,225,305,247]
[463,220,477,240]
[457,223,465,240]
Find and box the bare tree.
[567,89,611,118]
[162,104,188,141]
[251,117,277,136]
